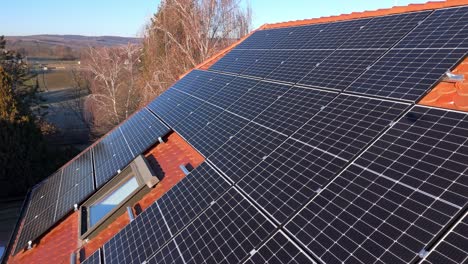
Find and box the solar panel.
[300,18,370,49]
[253,87,337,136]
[103,204,171,264]
[158,93,205,128]
[238,138,348,224]
[55,174,94,220]
[209,49,245,72]
[353,106,468,206]
[286,164,461,264]
[102,162,229,264]
[226,80,291,121]
[206,76,260,110]
[272,23,326,50]
[208,122,287,182]
[189,111,249,157]
[340,11,432,49]
[174,101,223,140]
[183,72,235,101]
[266,49,333,84]
[346,48,467,101]
[292,94,409,161]
[395,6,468,49]
[119,108,170,155]
[218,50,269,74]
[298,49,386,90]
[81,249,102,264]
[172,70,218,95]
[422,212,468,264]
[60,150,93,191]
[235,27,291,49]
[146,188,276,264]
[93,129,135,188]
[15,204,56,254]
[156,162,231,235]
[241,50,295,78]
[147,88,190,126]
[244,231,316,264]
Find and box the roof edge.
[261,0,468,29]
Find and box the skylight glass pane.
[89,177,139,227]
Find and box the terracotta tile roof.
[420,57,468,111]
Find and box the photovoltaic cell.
[354,106,468,207]
[395,6,468,49]
[60,150,93,191]
[189,111,249,157]
[292,94,409,161]
[183,72,235,100]
[253,87,337,136]
[206,77,260,110]
[209,122,287,182]
[210,49,245,72]
[347,48,467,101]
[55,174,94,220]
[267,49,333,84]
[301,18,370,49]
[298,49,386,90]
[272,23,326,50]
[156,162,231,235]
[103,204,171,264]
[238,138,348,223]
[119,108,170,155]
[173,70,217,95]
[81,249,101,264]
[147,88,190,126]
[286,164,461,264]
[147,188,276,264]
[146,240,184,264]
[422,212,468,264]
[221,50,269,74]
[340,11,431,49]
[175,101,223,140]
[226,81,291,121]
[241,50,295,78]
[244,231,316,264]
[159,93,205,128]
[93,129,134,188]
[235,27,291,49]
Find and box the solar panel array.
[13,107,170,253]
[12,4,468,264]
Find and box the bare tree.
[82,44,143,134]
[141,0,252,103]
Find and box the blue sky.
[1,0,433,37]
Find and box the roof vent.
[443,71,464,82]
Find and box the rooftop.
[4,1,468,264]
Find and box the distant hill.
[5,35,142,59]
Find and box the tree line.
[0,36,77,198]
[81,0,251,134]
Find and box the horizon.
[1,0,432,37]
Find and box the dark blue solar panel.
[146,188,276,264]
[206,76,260,110]
[422,213,468,264]
[272,23,327,49]
[253,87,337,136]
[238,138,348,224]
[120,108,170,155]
[267,49,333,84]
[209,122,287,182]
[189,111,249,157]
[241,50,295,78]
[298,49,386,90]
[81,249,101,264]
[226,80,291,121]
[292,94,409,161]
[235,27,291,49]
[221,50,269,74]
[147,88,190,126]
[346,48,467,101]
[93,129,134,188]
[341,11,431,49]
[175,101,223,140]
[395,6,468,49]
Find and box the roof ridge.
[260,0,468,29]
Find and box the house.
[3,0,468,263]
